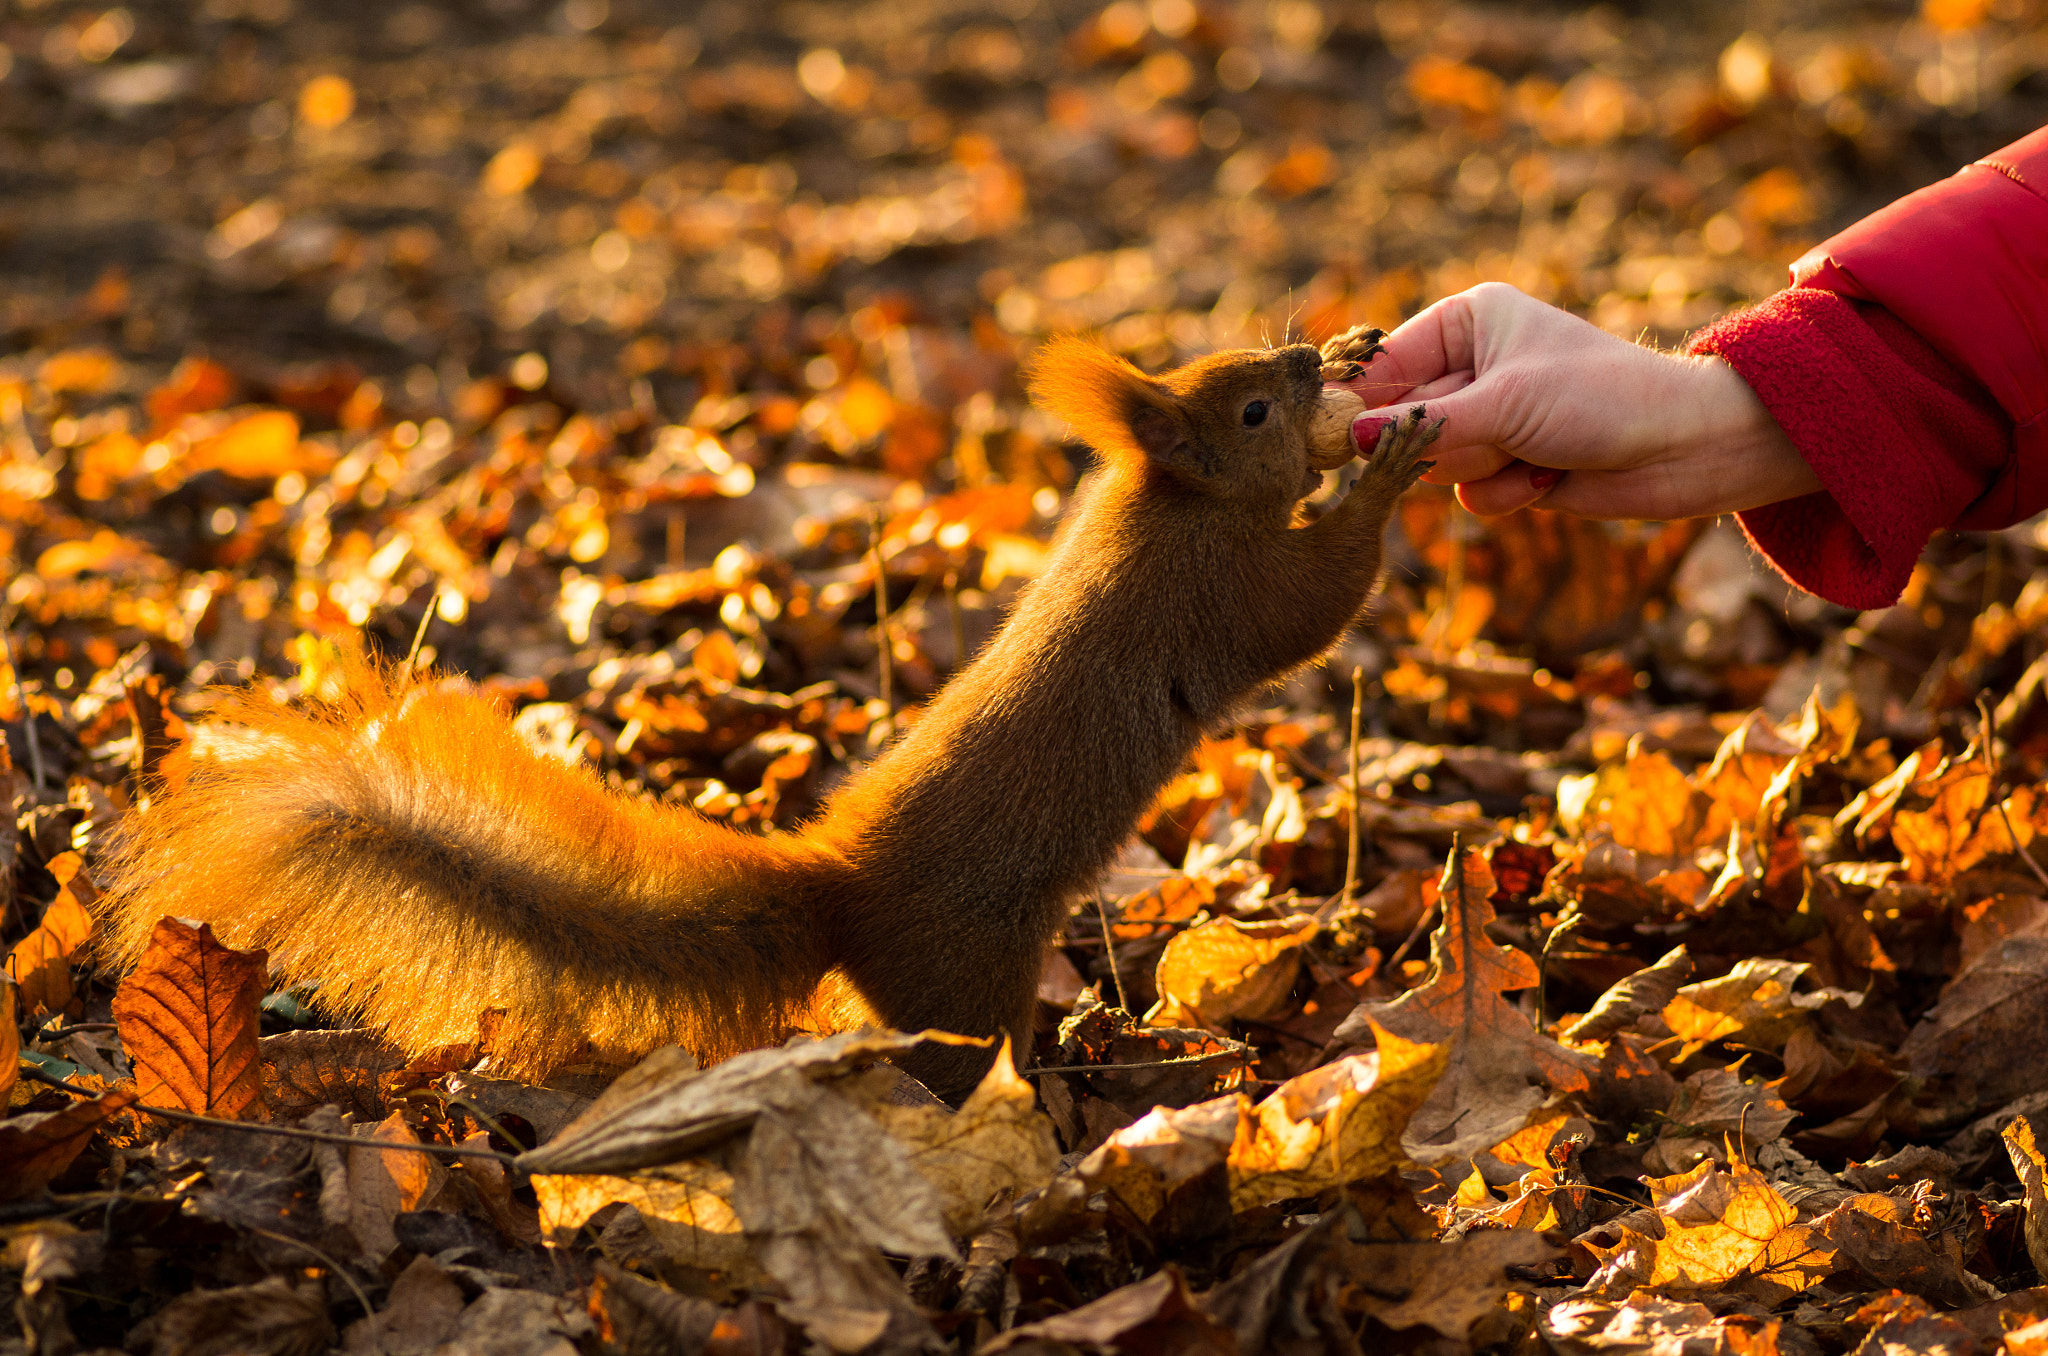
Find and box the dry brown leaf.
[534,1158,757,1278]
[259,1027,406,1122]
[113,916,266,1118]
[1901,929,2048,1110]
[150,1274,332,1356]
[2003,1114,2048,1282]
[586,1261,723,1356]
[1582,1159,1813,1297]
[347,1110,450,1260]
[1228,1026,1448,1211]
[1336,1230,1559,1338]
[1545,1294,1799,1355]
[984,1267,1232,1354]
[1563,945,1693,1044]
[861,1039,1060,1236]
[1556,744,1709,856]
[519,1028,947,1176]
[0,1086,139,1201]
[1662,957,1857,1054]
[1145,914,1318,1031]
[1347,847,1594,1166]
[1024,1089,1245,1238]
[341,1255,465,1355]
[4,851,97,1017]
[1813,1192,2000,1308]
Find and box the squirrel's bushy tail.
[102,658,839,1074]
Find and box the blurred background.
[2,0,2047,823]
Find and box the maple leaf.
[1344,846,1595,1167]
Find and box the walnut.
[1305,386,1368,471]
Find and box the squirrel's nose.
[1281,344,1321,386]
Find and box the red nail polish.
[1351,414,1393,450]
[1528,466,1565,491]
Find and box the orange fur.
[102,340,1438,1099]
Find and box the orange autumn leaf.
[1350,847,1595,1164]
[1146,915,1317,1030]
[0,1087,140,1203]
[4,852,98,1016]
[112,917,267,1119]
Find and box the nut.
[1305,386,1367,471]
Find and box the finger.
[1418,442,1515,485]
[1347,293,1482,403]
[1354,377,1511,473]
[1454,460,1555,515]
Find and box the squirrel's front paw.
[1318,324,1387,382]
[1358,404,1441,489]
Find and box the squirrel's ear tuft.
[1028,337,1201,476]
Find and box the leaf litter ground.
[6,0,2048,1353]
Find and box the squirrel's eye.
[1242,400,1269,428]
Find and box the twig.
[1342,665,1364,908]
[402,595,435,680]
[0,611,45,790]
[1020,1052,1246,1078]
[1383,836,1455,978]
[20,1066,515,1164]
[1979,693,2048,889]
[870,506,893,733]
[1534,904,1583,1035]
[1094,892,1131,1014]
[248,1226,378,1324]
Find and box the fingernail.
[1528,466,1565,492]
[1351,414,1394,450]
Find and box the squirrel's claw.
[1318,324,1387,377]
[1358,405,1442,490]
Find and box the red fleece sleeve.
[1687,290,2011,610]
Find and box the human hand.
[1335,282,1820,520]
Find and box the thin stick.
[0,613,44,791]
[666,506,685,571]
[20,1066,514,1164]
[1534,905,1582,1034]
[1980,693,2048,889]
[1341,665,1364,908]
[1095,892,1131,1013]
[402,595,435,680]
[1021,1052,1247,1078]
[249,1226,377,1323]
[870,507,893,728]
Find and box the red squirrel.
[102,330,1437,1100]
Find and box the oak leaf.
[112,916,266,1118]
[1346,847,1594,1165]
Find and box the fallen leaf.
[347,1111,450,1260]
[151,1274,332,1356]
[1346,847,1595,1166]
[1146,914,1318,1031]
[0,1086,139,1201]
[112,917,266,1118]
[2004,1114,2048,1282]
[4,852,95,1016]
[984,1267,1232,1354]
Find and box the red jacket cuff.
[1689,289,2008,610]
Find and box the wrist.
[1675,356,1821,515]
